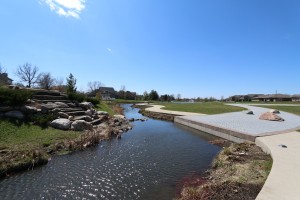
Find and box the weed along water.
[0,104,221,200]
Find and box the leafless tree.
[87,81,103,93]
[38,72,55,90]
[55,77,65,92]
[0,64,6,73]
[15,62,40,88]
[177,93,181,101]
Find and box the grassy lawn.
[95,101,117,116]
[0,119,80,151]
[158,102,246,114]
[256,105,300,116]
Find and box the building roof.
[255,94,292,99]
[99,87,115,93]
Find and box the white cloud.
[107,48,112,52]
[41,0,86,19]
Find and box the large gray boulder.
[5,111,24,119]
[21,106,38,114]
[50,119,71,130]
[71,120,93,131]
[259,112,284,122]
[270,109,280,114]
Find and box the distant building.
[253,94,292,102]
[227,94,263,102]
[0,73,13,86]
[98,87,116,100]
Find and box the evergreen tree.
[66,73,77,93]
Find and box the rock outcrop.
[71,120,93,131]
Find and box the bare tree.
[15,62,40,88]
[38,72,55,90]
[177,93,181,101]
[87,81,103,93]
[0,64,7,73]
[55,77,65,92]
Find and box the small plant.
[30,113,57,127]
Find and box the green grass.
[158,102,246,114]
[95,102,116,116]
[0,119,80,151]
[256,105,300,116]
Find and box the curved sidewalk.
[255,131,300,200]
[144,104,205,116]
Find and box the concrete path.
[175,104,300,142]
[142,104,205,116]
[255,131,300,200]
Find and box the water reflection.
[0,104,221,200]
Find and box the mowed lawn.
[0,119,80,151]
[256,105,300,116]
[158,102,246,114]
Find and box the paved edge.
[255,131,300,200]
[174,116,250,143]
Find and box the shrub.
[30,113,57,127]
[86,97,100,105]
[68,92,85,103]
[0,88,33,106]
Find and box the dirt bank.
[134,104,176,121]
[177,142,272,200]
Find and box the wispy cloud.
[40,0,86,19]
[107,48,112,52]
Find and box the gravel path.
[179,104,300,137]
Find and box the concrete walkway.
[255,131,300,200]
[143,104,205,116]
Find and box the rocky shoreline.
[134,104,176,121]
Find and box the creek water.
[0,104,221,200]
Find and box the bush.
[0,88,33,106]
[30,113,57,127]
[68,92,85,103]
[85,97,100,105]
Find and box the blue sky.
[0,0,299,98]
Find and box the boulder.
[85,109,93,116]
[73,115,93,122]
[71,120,93,131]
[41,103,60,113]
[97,111,109,116]
[0,106,14,112]
[270,109,280,114]
[5,110,24,119]
[259,112,284,122]
[67,103,76,108]
[91,119,102,125]
[58,112,69,119]
[79,102,93,109]
[54,102,69,108]
[243,110,254,115]
[50,119,71,130]
[21,106,38,114]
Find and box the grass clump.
[159,102,246,114]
